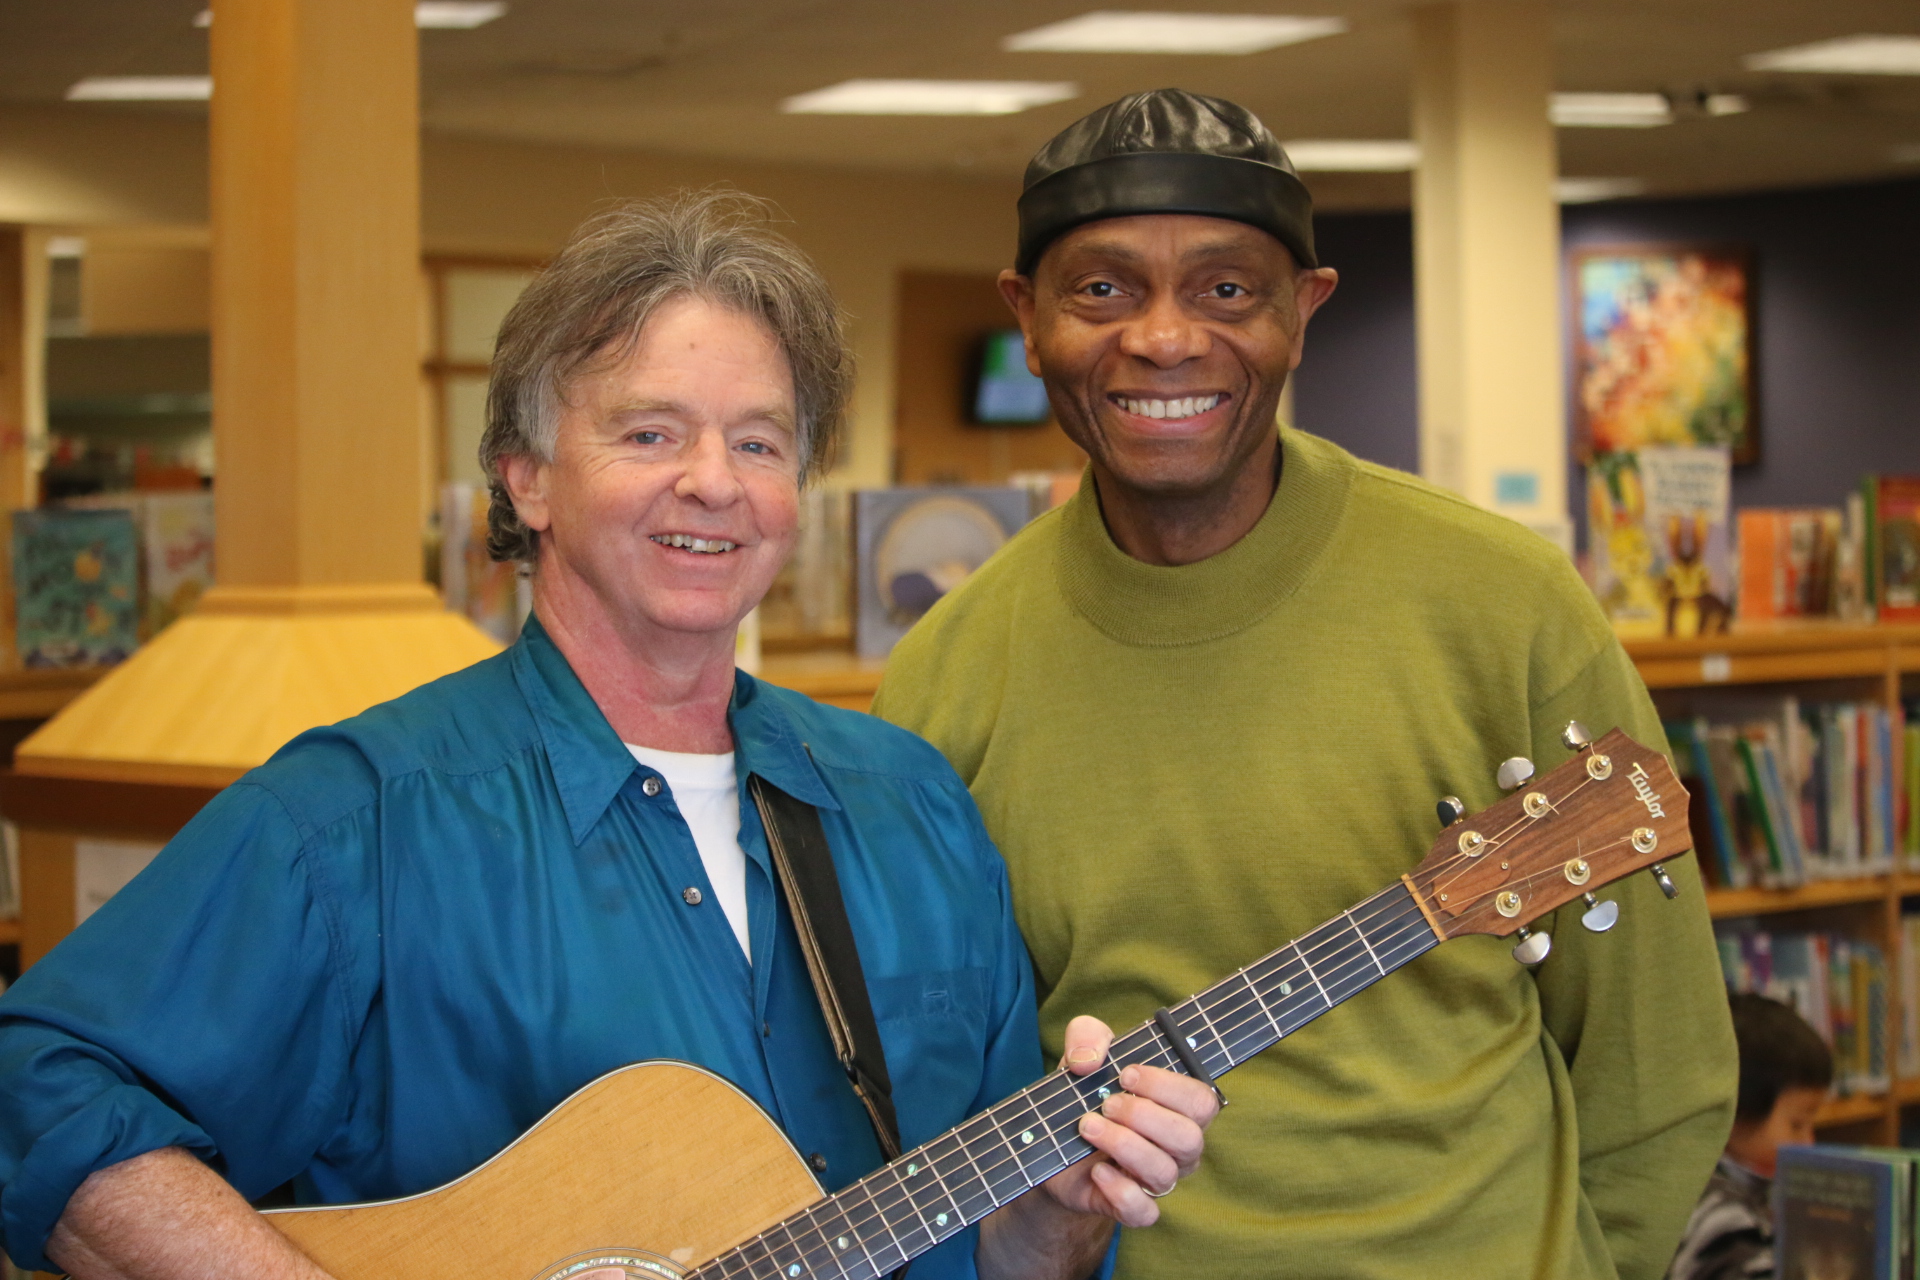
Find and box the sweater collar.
[1054,426,1351,647]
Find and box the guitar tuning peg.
[1580,893,1619,933]
[1436,796,1466,827]
[1496,757,1535,791]
[1649,863,1678,900]
[1561,720,1593,752]
[1512,926,1552,965]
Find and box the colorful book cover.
[1778,1147,1916,1280]
[10,509,139,667]
[1871,475,1920,620]
[1587,446,1734,638]
[141,492,214,637]
[1737,507,1842,621]
[439,482,527,646]
[1668,718,1744,888]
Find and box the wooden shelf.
[1817,1091,1892,1128]
[1623,621,1920,690]
[0,918,18,946]
[1706,877,1892,919]
[0,668,106,721]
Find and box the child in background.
[1668,992,1834,1280]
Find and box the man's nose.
[1118,291,1211,368]
[673,429,745,506]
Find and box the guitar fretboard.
[689,882,1440,1280]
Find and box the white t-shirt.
[624,744,751,962]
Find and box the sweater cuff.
[1,1084,216,1272]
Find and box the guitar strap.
[749,774,905,1166]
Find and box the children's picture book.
[11,508,140,667]
[1737,507,1842,622]
[852,488,1032,659]
[1775,1146,1915,1280]
[140,492,215,636]
[1864,475,1920,621]
[1587,446,1733,638]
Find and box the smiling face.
[503,293,801,647]
[1002,214,1336,502]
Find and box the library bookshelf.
[1630,622,1920,1142]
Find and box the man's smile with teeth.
[1113,393,1226,421]
[651,533,738,554]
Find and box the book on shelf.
[1677,696,1911,888]
[1717,924,1889,1096]
[1737,506,1842,622]
[10,508,141,668]
[1775,1145,1918,1280]
[1864,474,1920,622]
[1587,446,1734,639]
[59,490,216,639]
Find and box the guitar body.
[266,1061,823,1280]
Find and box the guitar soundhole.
[532,1249,685,1280]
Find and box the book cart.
[1626,622,1920,1145]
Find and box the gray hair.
[479,189,852,562]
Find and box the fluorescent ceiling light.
[193,3,504,29]
[1283,139,1418,171]
[414,2,507,28]
[1004,11,1346,55]
[46,236,86,259]
[1555,177,1646,204]
[1704,93,1749,115]
[782,80,1077,115]
[67,76,212,101]
[1745,34,1920,75]
[1891,143,1920,164]
[1551,92,1672,127]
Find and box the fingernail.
[1067,1047,1101,1066]
[1080,1114,1106,1139]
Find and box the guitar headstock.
[1406,727,1691,951]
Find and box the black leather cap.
[1015,88,1316,275]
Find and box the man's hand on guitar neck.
[978,1016,1219,1280]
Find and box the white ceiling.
[6,0,1920,209]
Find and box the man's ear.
[997,269,1042,378]
[499,452,553,535]
[1287,267,1341,370]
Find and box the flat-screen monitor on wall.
[971,329,1050,424]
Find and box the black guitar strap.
[749,773,904,1165]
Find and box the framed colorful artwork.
[1570,244,1757,464]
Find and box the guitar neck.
[691,881,1441,1280]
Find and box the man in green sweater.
[873,89,1737,1280]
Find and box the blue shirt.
[0,617,1042,1275]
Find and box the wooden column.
[9,0,497,960]
[0,226,49,669]
[1411,1,1568,548]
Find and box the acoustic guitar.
[267,724,1692,1280]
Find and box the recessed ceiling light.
[67,76,212,101]
[1704,93,1749,115]
[782,80,1078,116]
[1745,34,1920,75]
[193,3,504,29]
[46,236,86,259]
[414,2,506,29]
[1891,143,1920,164]
[1556,177,1646,204]
[1283,139,1418,171]
[1004,11,1346,55]
[1551,92,1672,128]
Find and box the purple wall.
[1291,177,1920,517]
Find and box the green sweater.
[873,428,1736,1280]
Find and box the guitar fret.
[799,1198,871,1280]
[1236,969,1282,1045]
[1347,907,1386,976]
[956,1110,1031,1206]
[924,1130,997,1222]
[1291,939,1332,1009]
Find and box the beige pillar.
[16,0,496,787]
[0,227,42,667]
[1412,1,1568,547]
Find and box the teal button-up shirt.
[0,617,1041,1276]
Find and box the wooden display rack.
[1626,622,1920,1142]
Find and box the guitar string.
[696,896,1444,1280]
[695,888,1452,1280]
[1430,773,1600,899]
[695,810,1645,1280]
[700,871,1556,1280]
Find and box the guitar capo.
[1152,1007,1228,1109]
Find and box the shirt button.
[642,776,662,797]
[809,1152,829,1172]
[682,886,703,905]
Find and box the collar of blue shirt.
[510,613,841,847]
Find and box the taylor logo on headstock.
[1627,761,1666,818]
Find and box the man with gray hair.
[0,192,1215,1280]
